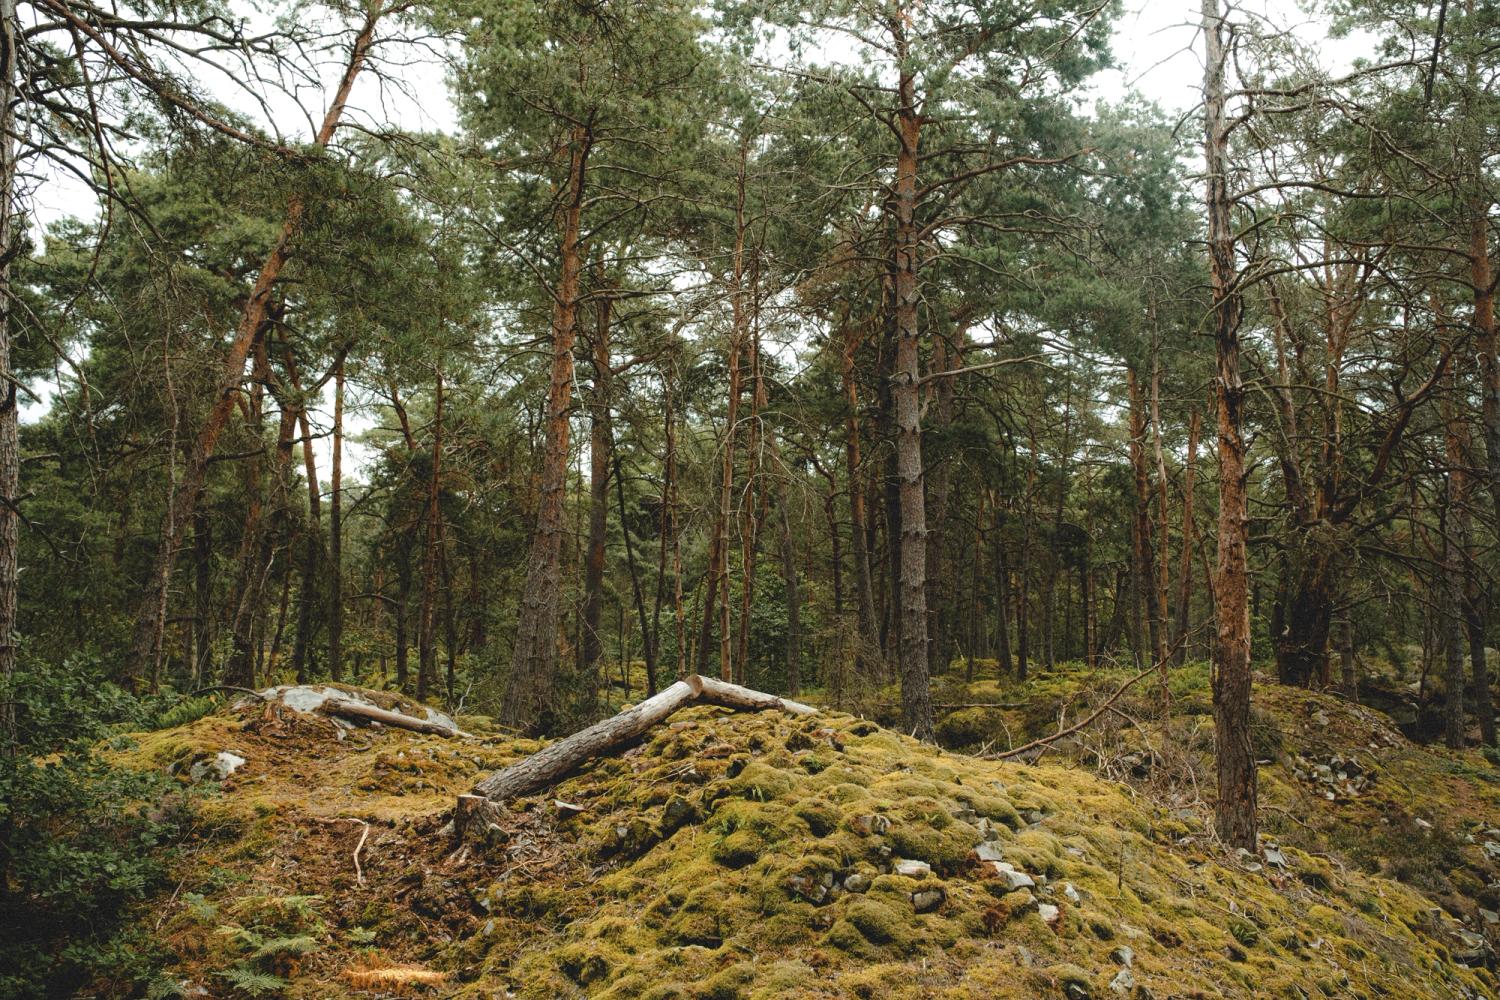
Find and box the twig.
[314,817,371,886]
[984,660,1163,761]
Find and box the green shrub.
[0,653,192,999]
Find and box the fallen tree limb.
[469,675,814,806]
[316,698,468,739]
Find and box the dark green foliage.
[0,655,192,999]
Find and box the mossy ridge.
[105,689,1493,998]
[457,707,1488,999]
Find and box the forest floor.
[108,665,1500,999]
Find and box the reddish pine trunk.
[840,320,881,674]
[502,126,591,731]
[1172,410,1200,663]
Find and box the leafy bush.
[0,653,192,999]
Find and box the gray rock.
[893,858,931,877]
[974,842,1005,863]
[987,861,1035,890]
[660,794,699,834]
[1108,968,1136,995]
[911,887,946,913]
[843,872,870,893]
[1110,945,1134,967]
[1062,981,1090,1000]
[1038,902,1060,926]
[1063,881,1081,904]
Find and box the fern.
[144,977,187,1000]
[250,935,321,961]
[217,966,287,997]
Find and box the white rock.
[1109,969,1136,994]
[893,859,931,877]
[1063,882,1081,904]
[1037,902,1060,926]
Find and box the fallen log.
[469,675,814,806]
[316,698,468,738]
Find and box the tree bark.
[1171,410,1200,664]
[292,403,322,682]
[123,1,382,687]
[502,125,592,732]
[417,370,444,702]
[327,354,345,681]
[841,319,881,676]
[1204,0,1257,851]
[890,60,934,741]
[581,289,613,712]
[1127,368,1165,667]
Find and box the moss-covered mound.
[108,689,1493,998]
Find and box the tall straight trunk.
[292,405,322,681]
[1172,410,1200,663]
[615,453,657,695]
[1464,1,1500,538]
[1150,354,1171,646]
[581,291,613,709]
[696,146,750,682]
[841,320,881,674]
[417,370,444,702]
[1444,382,1472,748]
[664,371,686,680]
[1204,0,1257,850]
[779,488,802,695]
[225,367,275,688]
[440,542,457,699]
[502,126,591,732]
[1443,496,1466,750]
[123,2,382,686]
[992,503,1013,675]
[891,63,934,740]
[1016,512,1030,681]
[925,332,959,676]
[734,307,767,685]
[0,0,17,730]
[327,354,344,681]
[192,504,213,682]
[395,541,411,692]
[1127,368,1165,666]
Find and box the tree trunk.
[328,354,345,681]
[1339,616,1357,700]
[0,0,17,732]
[192,504,214,682]
[292,404,322,682]
[993,504,1013,676]
[581,290,613,712]
[503,125,592,732]
[1172,410,1200,663]
[841,319,881,676]
[615,452,657,696]
[891,65,934,741]
[418,370,444,702]
[123,3,382,687]
[1204,0,1257,851]
[780,494,802,696]
[1127,368,1165,667]
[1275,548,1336,688]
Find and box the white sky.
[23,0,1373,484]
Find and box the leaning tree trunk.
[123,2,382,687]
[502,126,591,732]
[890,67,934,742]
[1204,0,1257,851]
